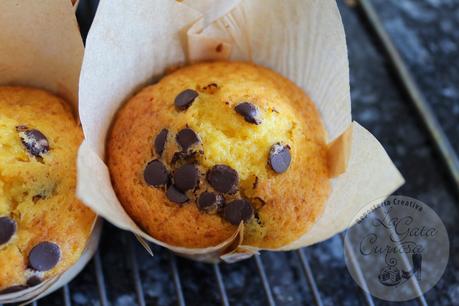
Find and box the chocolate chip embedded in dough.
[15,125,28,132]
[268,143,291,174]
[143,160,169,187]
[176,128,200,151]
[235,102,262,125]
[222,199,254,225]
[26,275,43,287]
[170,151,194,165]
[207,165,239,194]
[28,241,61,271]
[175,89,199,110]
[32,194,44,203]
[173,164,199,192]
[197,192,224,213]
[166,185,189,204]
[200,83,219,94]
[251,197,266,210]
[252,176,259,189]
[154,128,168,156]
[0,216,16,246]
[20,129,49,157]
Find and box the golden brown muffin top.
[0,87,96,292]
[107,62,330,249]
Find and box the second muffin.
[0,87,96,292]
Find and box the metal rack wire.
[5,0,458,305]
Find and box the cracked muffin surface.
[108,62,330,249]
[0,87,96,292]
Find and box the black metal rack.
[5,0,459,305]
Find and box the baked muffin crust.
[108,62,330,249]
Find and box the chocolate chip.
[26,275,43,287]
[15,125,28,132]
[154,128,168,156]
[198,192,224,213]
[176,128,200,151]
[0,217,16,245]
[28,241,61,271]
[32,194,44,203]
[252,176,259,189]
[200,83,219,94]
[0,285,29,294]
[207,165,239,194]
[20,129,49,157]
[235,102,262,125]
[144,160,169,187]
[173,164,199,192]
[268,143,291,173]
[175,89,198,110]
[204,83,217,90]
[166,185,189,204]
[170,151,195,165]
[223,199,254,225]
[251,197,266,210]
[171,152,183,164]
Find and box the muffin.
[0,87,96,292]
[107,62,330,249]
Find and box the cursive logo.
[344,196,449,301]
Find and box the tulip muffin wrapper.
[77,0,405,263]
[0,0,101,302]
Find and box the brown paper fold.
[77,0,404,262]
[328,124,353,178]
[0,0,101,302]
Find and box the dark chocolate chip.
[166,185,189,204]
[268,143,291,173]
[0,285,29,294]
[252,176,259,189]
[143,160,169,187]
[154,128,168,156]
[235,102,262,125]
[26,275,43,287]
[176,128,200,151]
[198,192,224,213]
[251,197,266,210]
[175,89,198,110]
[204,83,217,90]
[20,129,49,157]
[223,199,254,225]
[171,150,202,167]
[207,165,239,194]
[28,241,61,271]
[173,164,199,192]
[200,83,219,94]
[171,152,183,164]
[0,217,16,245]
[32,194,43,203]
[15,125,28,132]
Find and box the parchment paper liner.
[77,0,404,263]
[0,0,101,302]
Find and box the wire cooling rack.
[5,0,459,305]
